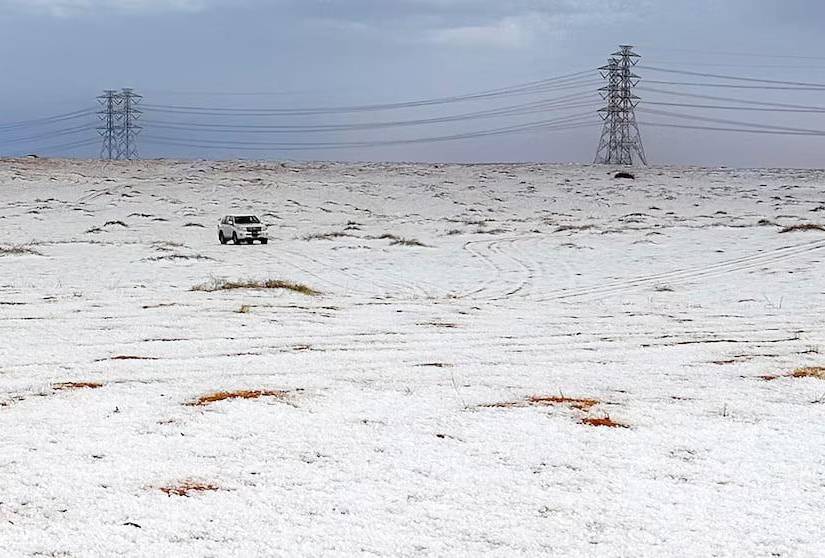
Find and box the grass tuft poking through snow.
[791,366,825,380]
[53,382,103,391]
[779,224,825,233]
[483,394,601,411]
[187,389,291,407]
[0,245,42,256]
[159,480,220,497]
[761,366,825,381]
[390,238,427,247]
[192,278,321,296]
[581,416,628,428]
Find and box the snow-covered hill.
[1,158,824,556]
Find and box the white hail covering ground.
[1,158,824,557]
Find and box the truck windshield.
[234,216,260,224]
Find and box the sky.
[0,0,824,167]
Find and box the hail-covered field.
[1,158,824,556]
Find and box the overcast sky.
[0,0,824,167]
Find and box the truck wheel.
[232,233,240,245]
[219,231,227,244]
[261,239,268,245]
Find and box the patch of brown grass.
[159,480,220,497]
[483,394,601,411]
[581,416,628,428]
[528,395,600,411]
[790,366,825,380]
[187,389,290,407]
[53,382,103,391]
[761,366,825,381]
[192,278,320,296]
[779,224,825,233]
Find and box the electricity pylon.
[97,88,141,160]
[97,90,120,160]
[117,88,142,161]
[594,45,647,166]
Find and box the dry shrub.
[192,278,320,296]
[484,394,600,411]
[237,304,252,314]
[0,245,41,256]
[762,366,825,381]
[390,238,427,247]
[302,231,352,241]
[791,366,825,380]
[779,224,825,233]
[555,224,594,233]
[528,395,600,411]
[159,480,219,497]
[54,382,103,391]
[188,389,290,407]
[581,416,628,428]
[109,355,158,361]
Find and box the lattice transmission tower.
[97,90,120,160]
[594,45,647,166]
[117,88,142,160]
[97,88,142,160]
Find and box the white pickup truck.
[218,215,269,245]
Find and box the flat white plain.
[1,158,824,557]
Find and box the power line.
[645,80,825,91]
[142,72,599,116]
[0,108,97,131]
[638,86,825,111]
[142,113,598,151]
[640,66,825,88]
[140,95,599,135]
[641,121,825,137]
[637,107,825,135]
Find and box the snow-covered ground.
[1,158,824,556]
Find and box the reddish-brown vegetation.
[187,389,290,407]
[159,480,220,497]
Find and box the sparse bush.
[0,245,41,257]
[555,224,594,233]
[581,416,628,428]
[192,278,321,296]
[614,171,635,180]
[390,238,427,247]
[302,231,352,241]
[187,389,290,406]
[53,382,103,391]
[779,224,825,233]
[159,480,220,497]
[791,367,825,380]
